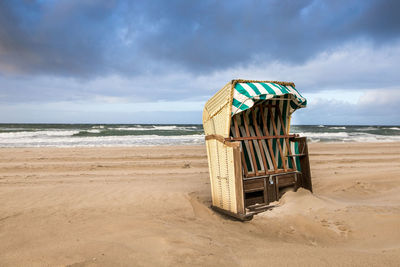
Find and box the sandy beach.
[0,142,399,266]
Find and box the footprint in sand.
[320,218,350,237]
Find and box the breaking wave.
[0,124,399,147]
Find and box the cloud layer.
[0,0,399,124]
[1,0,400,76]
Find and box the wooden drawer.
[243,179,264,193]
[276,173,296,187]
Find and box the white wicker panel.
[204,83,231,119]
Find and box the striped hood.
[232,82,307,116]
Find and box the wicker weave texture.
[203,82,238,213]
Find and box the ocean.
[0,124,400,147]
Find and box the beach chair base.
[209,137,312,221]
[211,206,254,221]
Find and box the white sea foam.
[0,134,205,147]
[86,129,101,133]
[0,130,79,138]
[152,125,178,130]
[328,126,346,130]
[92,125,105,129]
[110,125,198,131]
[355,127,378,131]
[298,131,400,143]
[110,127,152,131]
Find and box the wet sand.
[0,142,399,266]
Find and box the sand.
[0,142,399,266]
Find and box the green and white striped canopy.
[232,82,307,116]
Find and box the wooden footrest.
[246,203,277,213]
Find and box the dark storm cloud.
[131,0,400,71]
[0,0,400,77]
[0,0,118,76]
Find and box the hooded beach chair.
[203,79,312,220]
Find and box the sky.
[0,0,399,125]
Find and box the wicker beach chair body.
[203,80,312,220]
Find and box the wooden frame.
[218,100,312,219]
[229,103,298,178]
